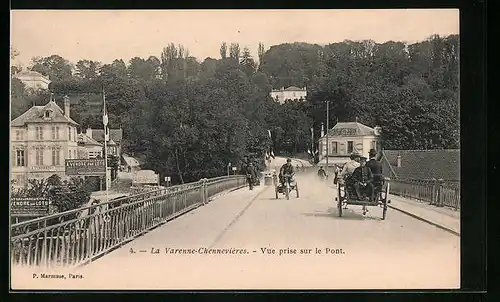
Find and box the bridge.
[10,167,460,290]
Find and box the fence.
[389,178,460,210]
[10,175,247,268]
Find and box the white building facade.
[10,96,79,187]
[317,122,382,167]
[14,70,52,91]
[270,86,307,104]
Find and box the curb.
[388,204,460,236]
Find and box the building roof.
[91,128,123,143]
[14,70,51,81]
[11,101,79,127]
[284,86,304,91]
[321,122,377,139]
[77,133,103,147]
[381,149,460,181]
[107,139,117,146]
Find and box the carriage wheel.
[285,186,290,200]
[275,187,279,199]
[382,183,390,220]
[295,184,300,198]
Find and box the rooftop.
[322,122,377,138]
[14,70,51,81]
[11,100,78,127]
[77,133,103,147]
[91,128,123,143]
[381,149,460,181]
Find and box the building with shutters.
[10,96,79,187]
[317,121,382,167]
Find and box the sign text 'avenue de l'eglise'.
[330,128,358,136]
[65,159,106,176]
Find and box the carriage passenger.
[340,153,360,184]
[352,157,375,202]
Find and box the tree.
[30,55,74,82]
[220,42,227,59]
[239,47,257,77]
[258,42,265,64]
[75,60,101,80]
[229,43,241,62]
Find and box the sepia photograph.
[10,9,460,290]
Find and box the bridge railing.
[389,178,460,210]
[10,175,247,268]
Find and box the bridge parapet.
[390,178,460,210]
[10,175,247,268]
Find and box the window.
[44,111,50,118]
[15,130,23,140]
[331,142,338,154]
[52,149,61,165]
[35,148,44,166]
[347,141,354,153]
[51,126,60,140]
[15,150,25,166]
[370,140,376,150]
[35,127,44,140]
[68,127,72,141]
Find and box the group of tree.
[10,34,459,184]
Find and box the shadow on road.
[302,207,383,221]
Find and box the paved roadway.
[15,172,460,290]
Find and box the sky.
[11,9,459,67]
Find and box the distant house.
[270,86,307,103]
[317,121,382,167]
[13,70,51,91]
[77,132,103,159]
[86,127,123,163]
[380,150,460,181]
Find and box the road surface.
[13,172,460,290]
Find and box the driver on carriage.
[279,158,295,187]
[366,148,384,190]
[352,156,375,202]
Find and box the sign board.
[330,128,358,137]
[65,159,105,176]
[134,170,159,184]
[164,176,171,182]
[11,198,50,217]
[232,167,237,171]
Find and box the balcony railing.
[10,175,247,268]
[389,178,460,210]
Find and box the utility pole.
[325,100,329,178]
[102,88,109,202]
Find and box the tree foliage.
[11,34,459,184]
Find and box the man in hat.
[351,156,374,201]
[366,148,384,191]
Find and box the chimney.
[397,155,402,168]
[86,127,92,138]
[321,123,325,137]
[63,95,70,118]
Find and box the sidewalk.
[388,194,460,236]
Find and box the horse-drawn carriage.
[335,175,391,219]
[275,174,299,200]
